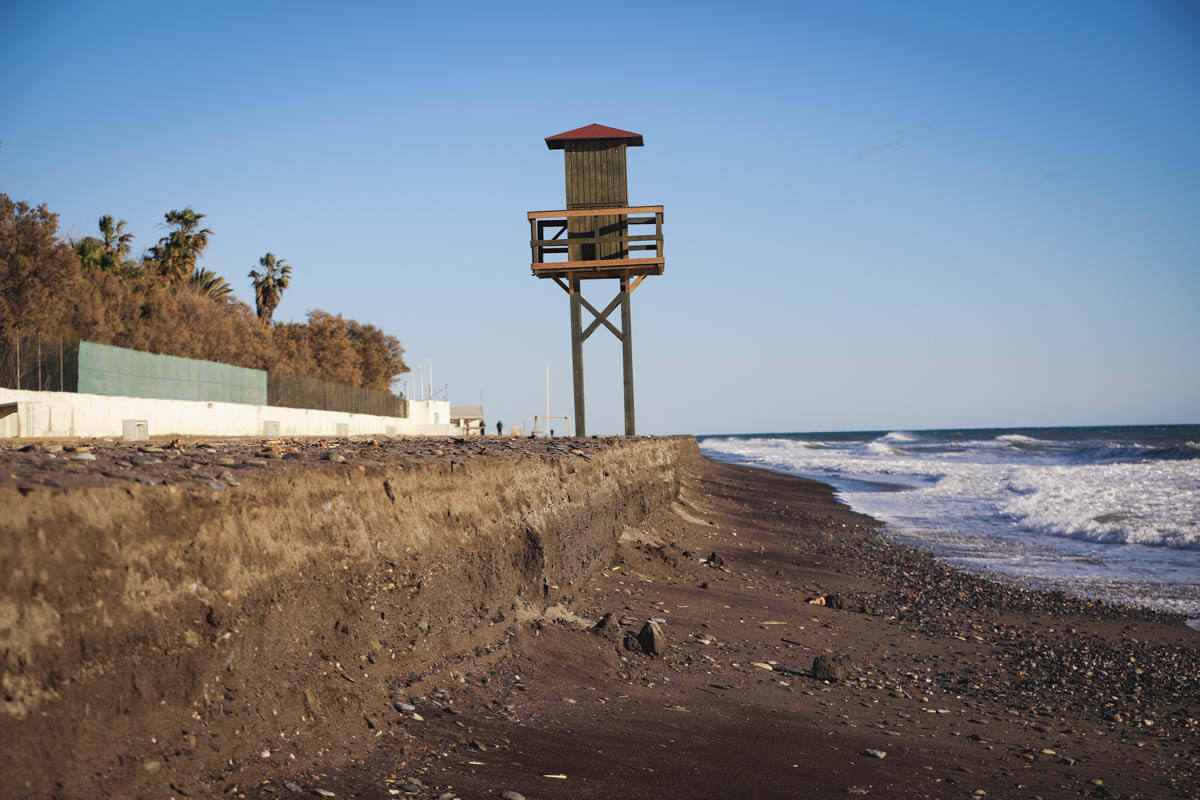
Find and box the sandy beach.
[1,438,1196,799]
[309,457,1199,800]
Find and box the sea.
[699,425,1200,625]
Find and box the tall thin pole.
[545,361,550,436]
[570,278,585,437]
[427,358,433,401]
[621,277,635,436]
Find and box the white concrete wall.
[406,399,455,436]
[0,388,458,439]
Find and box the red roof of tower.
[545,123,644,149]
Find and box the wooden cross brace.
[552,275,646,343]
[581,294,623,342]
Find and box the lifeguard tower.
[527,123,664,436]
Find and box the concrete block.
[262,420,280,436]
[1,403,18,438]
[122,419,149,441]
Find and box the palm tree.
[189,267,234,302]
[248,252,292,322]
[149,208,212,280]
[98,215,134,270]
[71,236,104,270]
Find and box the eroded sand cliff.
[0,436,694,798]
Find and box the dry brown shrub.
[0,194,407,390]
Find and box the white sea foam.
[701,431,1200,616]
[865,442,907,456]
[995,433,1043,446]
[1001,463,1200,549]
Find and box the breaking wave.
[700,425,1200,616]
[878,431,919,443]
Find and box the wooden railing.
[527,205,664,279]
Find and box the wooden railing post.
[621,276,635,436]
[656,211,663,260]
[570,277,585,437]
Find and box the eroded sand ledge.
[0,436,694,798]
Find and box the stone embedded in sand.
[707,552,724,566]
[500,791,526,800]
[862,748,887,758]
[592,612,620,635]
[812,653,853,682]
[637,620,664,656]
[824,593,845,609]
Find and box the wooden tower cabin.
[527,123,665,436]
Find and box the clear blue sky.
[4,1,1198,434]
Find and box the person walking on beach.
[496,420,503,436]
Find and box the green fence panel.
[0,335,80,393]
[76,341,267,404]
[3,337,405,415]
[268,374,408,418]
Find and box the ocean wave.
[986,436,1200,465]
[1001,463,1200,551]
[1144,441,1200,462]
[1064,441,1200,465]
[1022,518,1200,550]
[1066,442,1145,464]
[865,442,907,456]
[995,433,1053,449]
[700,430,1200,615]
[878,431,919,443]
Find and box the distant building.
[450,405,485,435]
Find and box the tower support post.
[620,277,635,436]
[569,278,586,436]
